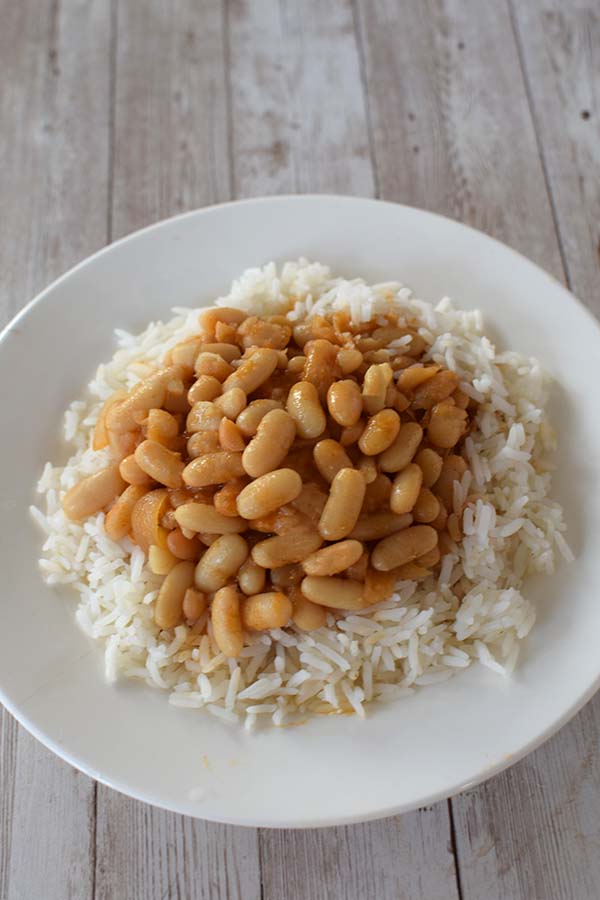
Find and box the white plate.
[1,195,599,828]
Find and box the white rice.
[31,259,571,726]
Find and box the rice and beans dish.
[33,261,571,727]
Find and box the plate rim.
[2,193,599,827]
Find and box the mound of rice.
[31,259,571,728]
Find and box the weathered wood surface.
[228,0,374,197]
[450,3,600,897]
[227,4,457,898]
[111,0,232,239]
[355,0,563,274]
[95,791,261,900]
[96,5,260,899]
[511,0,600,316]
[1,0,599,898]
[259,808,459,900]
[0,1,110,898]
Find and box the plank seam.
[91,783,98,900]
[350,0,380,199]
[223,0,236,200]
[0,712,17,900]
[106,0,118,244]
[96,1,117,890]
[447,799,464,900]
[506,0,570,288]
[258,828,267,900]
[277,0,299,193]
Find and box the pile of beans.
[63,306,477,659]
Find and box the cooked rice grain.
[32,259,570,726]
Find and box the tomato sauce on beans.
[62,306,479,657]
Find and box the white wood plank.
[111,0,231,240]
[95,792,260,900]
[5,742,95,900]
[354,0,562,274]
[0,0,111,896]
[228,0,375,197]
[94,5,260,897]
[229,4,458,896]
[3,2,597,898]
[450,4,600,897]
[0,709,18,900]
[354,1,600,898]
[452,697,600,900]
[511,0,600,313]
[260,808,459,900]
[0,0,111,318]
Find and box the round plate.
[1,196,599,827]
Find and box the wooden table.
[1,2,598,897]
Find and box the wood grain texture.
[453,699,600,900]
[111,0,231,240]
[230,3,458,897]
[5,752,95,900]
[0,0,111,896]
[0,0,111,317]
[356,2,600,898]
[260,808,459,900]
[228,0,374,197]
[450,3,600,898]
[95,792,260,900]
[94,4,260,897]
[510,0,600,312]
[0,709,17,900]
[1,1,599,897]
[354,0,562,273]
